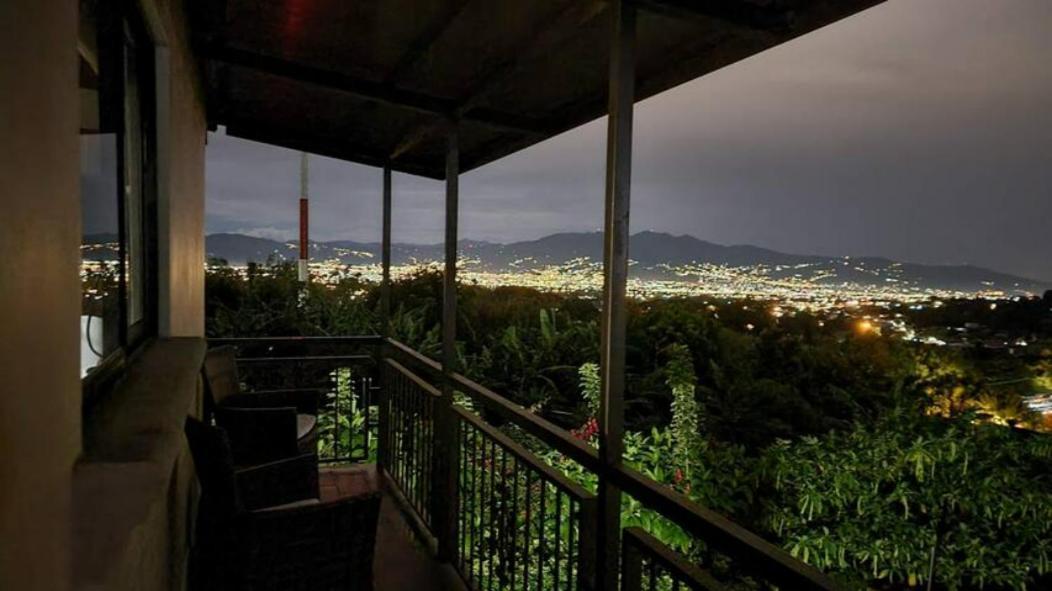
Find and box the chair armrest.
[234,492,382,588]
[235,453,320,511]
[215,406,299,466]
[224,388,321,415]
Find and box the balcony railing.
[209,336,381,464]
[209,335,842,591]
[622,527,726,591]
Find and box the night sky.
[205,0,1052,282]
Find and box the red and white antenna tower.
[298,152,309,283]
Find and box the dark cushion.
[203,346,241,407]
[184,416,241,516]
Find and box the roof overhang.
[190,0,885,180]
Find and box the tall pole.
[435,125,460,561]
[442,134,459,396]
[381,166,392,338]
[298,151,310,283]
[597,2,635,589]
[377,165,393,477]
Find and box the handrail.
[612,466,841,590]
[455,380,840,588]
[454,406,593,500]
[236,354,374,364]
[386,338,602,473]
[210,335,383,345]
[240,337,840,589]
[206,335,380,465]
[381,356,439,530]
[384,337,841,591]
[385,337,442,374]
[622,527,727,591]
[453,372,604,474]
[385,358,441,399]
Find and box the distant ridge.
[190,231,1050,294]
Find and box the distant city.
[82,231,1052,418]
[83,231,1051,314]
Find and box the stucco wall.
[0,1,82,589]
[155,0,206,338]
[75,338,205,591]
[0,0,206,588]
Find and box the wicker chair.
[186,417,381,591]
[202,346,321,465]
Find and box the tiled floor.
[320,466,466,591]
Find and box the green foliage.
[456,424,583,590]
[665,344,701,475]
[579,362,600,418]
[316,367,377,462]
[761,413,1052,590]
[1032,356,1052,392]
[207,267,1052,591]
[206,263,376,337]
[626,298,911,449]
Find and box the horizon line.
[196,230,1052,284]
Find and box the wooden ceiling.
[191,0,884,179]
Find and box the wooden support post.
[577,496,599,590]
[621,533,643,591]
[597,1,635,589]
[381,166,393,338]
[377,165,393,474]
[435,126,460,562]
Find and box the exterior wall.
[153,0,207,337]
[75,338,205,591]
[0,1,82,589]
[0,0,206,589]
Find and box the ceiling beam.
[390,0,608,161]
[207,45,545,137]
[223,117,444,180]
[630,0,794,30]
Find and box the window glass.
[79,7,121,377]
[123,24,145,329]
[79,5,155,379]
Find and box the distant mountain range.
[83,232,1050,294]
[186,231,1049,294]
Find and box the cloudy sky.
[206,0,1052,281]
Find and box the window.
[121,17,157,345]
[79,2,157,380]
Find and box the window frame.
[118,12,159,349]
[81,1,159,396]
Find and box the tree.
[761,412,1052,590]
[665,343,701,478]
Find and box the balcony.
[187,3,891,588]
[208,336,841,590]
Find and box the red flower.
[573,417,599,441]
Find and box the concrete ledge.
[82,338,205,463]
[74,337,205,591]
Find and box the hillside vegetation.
[206,263,1052,590]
